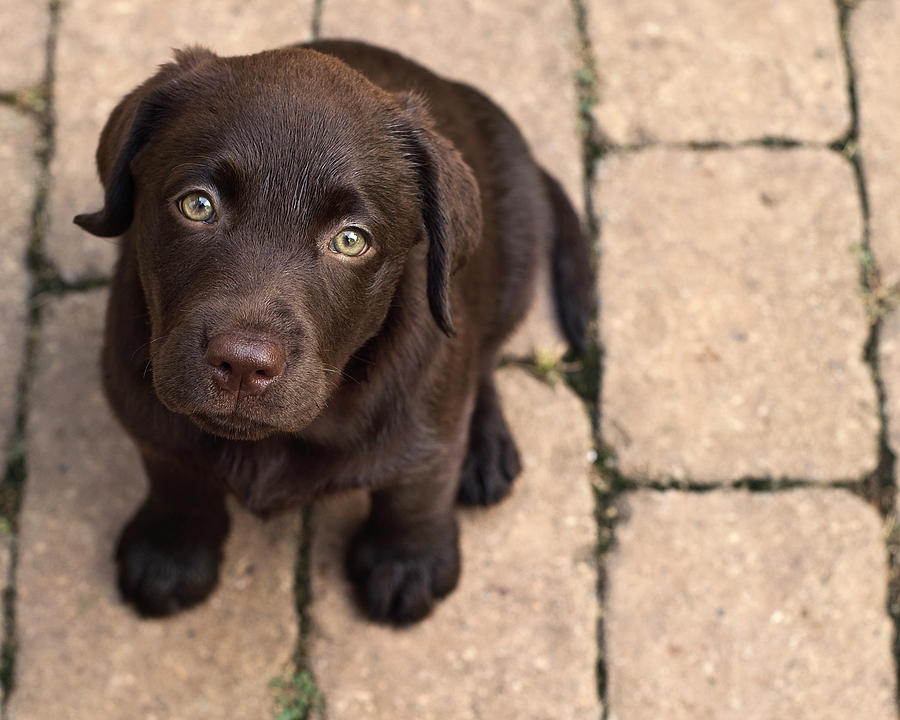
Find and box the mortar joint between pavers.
[599,470,863,496]
[293,507,314,669]
[0,1,62,714]
[311,0,323,40]
[570,3,619,714]
[275,506,324,720]
[605,136,828,158]
[836,0,900,710]
[567,0,604,427]
[33,271,111,299]
[0,85,50,118]
[861,320,899,517]
[835,0,896,513]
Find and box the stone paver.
[0,107,39,453]
[11,291,300,720]
[605,489,896,720]
[883,309,900,481]
[0,0,48,90]
[319,0,581,364]
[7,0,900,718]
[320,0,582,209]
[587,0,850,144]
[854,0,900,292]
[48,0,316,281]
[307,370,598,720]
[597,148,878,482]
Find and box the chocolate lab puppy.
[74,39,593,624]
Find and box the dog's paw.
[115,501,229,617]
[347,523,460,625]
[457,395,522,506]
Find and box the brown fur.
[74,40,593,624]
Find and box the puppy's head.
[75,46,480,440]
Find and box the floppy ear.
[395,94,482,337]
[73,47,217,237]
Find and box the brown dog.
[74,39,592,624]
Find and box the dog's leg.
[115,451,230,617]
[456,374,522,506]
[347,475,460,625]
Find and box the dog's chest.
[213,435,380,515]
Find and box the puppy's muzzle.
[205,332,286,397]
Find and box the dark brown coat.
[75,40,592,624]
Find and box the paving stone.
[853,0,900,291]
[0,107,39,453]
[882,309,900,479]
[320,0,582,360]
[319,0,582,208]
[503,248,569,361]
[11,290,300,720]
[597,148,878,482]
[605,489,896,720]
[587,0,850,144]
[48,0,316,281]
[307,369,598,720]
[0,0,48,90]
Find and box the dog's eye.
[330,229,369,257]
[179,192,215,222]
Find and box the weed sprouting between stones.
[269,669,323,720]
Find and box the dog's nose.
[205,333,286,396]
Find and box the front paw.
[347,522,460,625]
[457,390,522,506]
[115,501,230,617]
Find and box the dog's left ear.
[394,94,482,337]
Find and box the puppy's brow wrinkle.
[167,161,216,189]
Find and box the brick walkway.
[0,1,898,719]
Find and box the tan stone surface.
[882,309,900,480]
[0,0,48,90]
[307,370,598,720]
[597,148,878,481]
[854,0,900,291]
[320,0,583,360]
[11,291,300,720]
[587,0,849,144]
[320,0,582,208]
[0,108,39,452]
[503,246,570,361]
[48,0,316,280]
[605,489,896,720]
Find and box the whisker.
[321,363,360,384]
[130,334,167,363]
[348,352,375,367]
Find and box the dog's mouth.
[191,411,276,441]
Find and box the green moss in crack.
[270,669,323,720]
[0,441,26,531]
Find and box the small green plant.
[269,669,323,720]
[532,346,565,384]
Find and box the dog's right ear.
[74,47,217,238]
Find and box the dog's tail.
[542,170,595,353]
